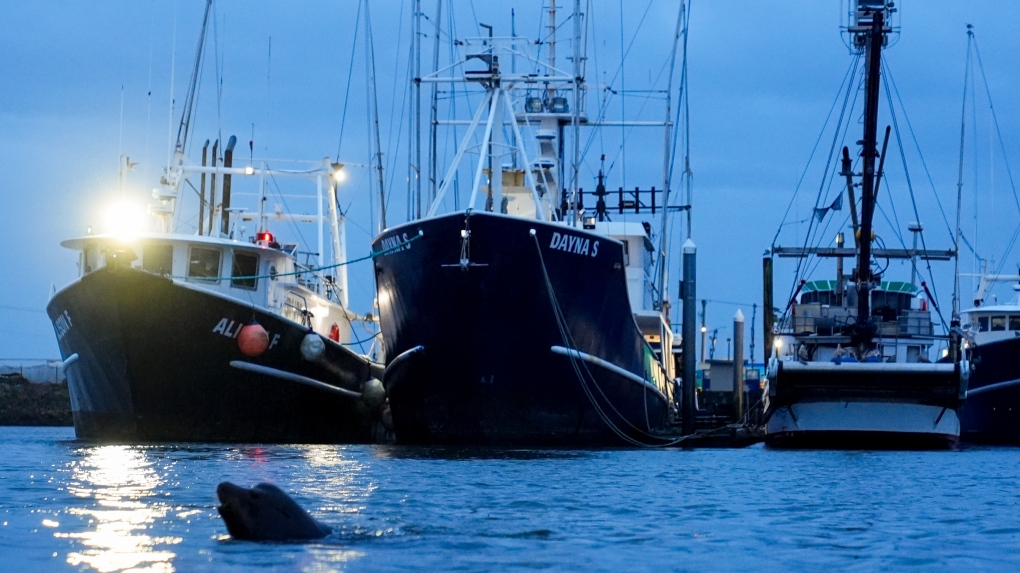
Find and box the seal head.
[216,481,332,541]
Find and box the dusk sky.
[2,1,1018,362]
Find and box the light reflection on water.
[57,445,179,572]
[42,441,378,572]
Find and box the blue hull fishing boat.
[372,3,688,446]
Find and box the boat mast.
[853,6,886,337]
[364,0,387,232]
[569,0,583,226]
[413,0,423,219]
[162,0,213,230]
[952,26,974,321]
[657,1,685,314]
[428,0,442,205]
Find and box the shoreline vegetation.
[0,375,72,426]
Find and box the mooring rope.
[164,229,424,283]
[530,231,689,447]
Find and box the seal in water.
[216,481,333,541]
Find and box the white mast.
[413,0,423,219]
[364,0,387,232]
[569,0,583,226]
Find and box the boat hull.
[46,266,378,443]
[959,336,1020,444]
[372,212,672,447]
[765,401,959,449]
[764,360,964,450]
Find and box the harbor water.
[2,426,1018,572]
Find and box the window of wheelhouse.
[991,316,1006,331]
[978,316,990,331]
[187,247,221,282]
[142,244,173,276]
[231,252,260,290]
[82,246,99,275]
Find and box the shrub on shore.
[0,374,72,426]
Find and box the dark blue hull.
[960,336,1020,444]
[372,211,673,447]
[46,266,379,443]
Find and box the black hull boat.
[48,265,379,443]
[45,3,385,443]
[958,299,1020,444]
[374,212,671,447]
[960,336,1020,443]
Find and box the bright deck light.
[102,199,146,240]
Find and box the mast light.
[331,163,347,183]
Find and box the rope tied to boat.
[529,229,687,448]
[164,229,424,282]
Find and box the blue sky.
[1,1,1018,362]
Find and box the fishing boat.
[762,0,969,449]
[958,273,1020,443]
[45,2,385,443]
[371,3,686,446]
[949,28,1020,444]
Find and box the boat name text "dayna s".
[549,231,599,257]
[212,318,281,349]
[53,310,73,341]
[378,233,413,255]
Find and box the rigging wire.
[381,0,408,218]
[777,56,861,319]
[883,61,967,260]
[334,1,362,163]
[881,64,949,332]
[972,37,1020,276]
[771,54,861,249]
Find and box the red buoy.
[329,323,341,342]
[238,322,270,357]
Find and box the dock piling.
[681,239,697,436]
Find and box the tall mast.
[364,0,387,232]
[952,26,974,321]
[428,0,442,204]
[413,0,423,219]
[657,1,685,313]
[854,7,885,330]
[547,2,556,103]
[569,0,583,225]
[173,0,213,158]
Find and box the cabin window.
[142,244,173,276]
[1011,316,1020,331]
[83,246,99,274]
[621,240,630,266]
[231,252,260,290]
[906,345,922,363]
[187,247,221,282]
[991,316,1006,331]
[978,316,989,331]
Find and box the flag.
[814,194,844,221]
